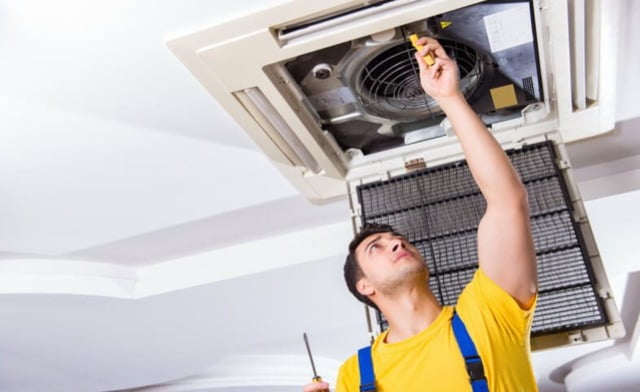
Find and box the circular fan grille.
[356,38,483,122]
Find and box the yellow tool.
[303,332,324,384]
[409,34,436,67]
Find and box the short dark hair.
[343,223,402,311]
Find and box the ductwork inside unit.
[276,2,542,155]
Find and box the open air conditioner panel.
[267,1,543,156]
[168,0,624,351]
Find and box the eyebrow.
[364,235,382,253]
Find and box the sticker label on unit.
[308,87,356,111]
[483,3,533,53]
[490,84,518,109]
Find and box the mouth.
[394,251,410,262]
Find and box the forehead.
[355,231,402,253]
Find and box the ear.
[356,277,375,297]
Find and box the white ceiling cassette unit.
[169,0,624,349]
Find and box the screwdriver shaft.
[303,332,320,380]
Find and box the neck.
[378,284,442,343]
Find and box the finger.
[416,46,437,67]
[436,57,459,75]
[415,36,429,46]
[303,381,330,392]
[415,37,450,60]
[414,51,429,73]
[420,43,449,61]
[417,45,432,60]
[415,52,440,80]
[435,57,460,82]
[428,59,443,79]
[315,383,329,392]
[434,56,453,68]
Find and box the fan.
[355,38,485,122]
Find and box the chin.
[399,262,428,280]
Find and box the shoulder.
[336,332,387,392]
[462,267,537,312]
[339,352,359,372]
[336,351,360,392]
[457,268,537,337]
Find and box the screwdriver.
[303,332,326,388]
[409,34,436,67]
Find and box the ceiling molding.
[0,221,351,298]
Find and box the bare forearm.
[438,93,526,205]
[415,37,537,303]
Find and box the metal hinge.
[556,158,571,170]
[597,287,613,300]
[405,158,426,172]
[572,202,588,223]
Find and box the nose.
[391,238,405,252]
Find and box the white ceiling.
[0,0,297,257]
[0,0,639,391]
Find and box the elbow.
[488,182,529,211]
[506,180,529,209]
[509,186,531,216]
[513,183,529,209]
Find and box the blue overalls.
[357,310,488,392]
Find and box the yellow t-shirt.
[336,268,538,392]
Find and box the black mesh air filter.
[357,141,606,335]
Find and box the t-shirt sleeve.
[456,267,537,340]
[335,355,358,392]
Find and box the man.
[303,37,538,391]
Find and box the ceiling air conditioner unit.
[169,0,624,350]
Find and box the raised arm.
[415,37,537,308]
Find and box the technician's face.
[354,232,427,292]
